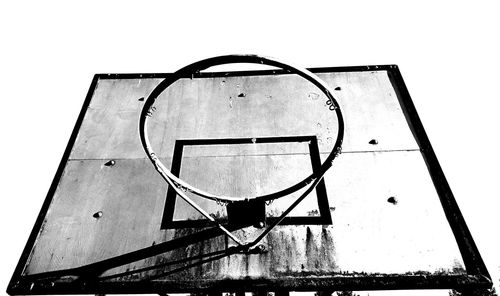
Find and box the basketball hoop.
[139,54,344,204]
[139,55,344,248]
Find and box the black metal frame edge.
[11,274,491,295]
[308,136,332,224]
[161,136,332,229]
[7,75,101,295]
[387,67,492,283]
[96,64,398,80]
[161,140,184,229]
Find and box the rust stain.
[139,226,340,280]
[305,227,318,269]
[307,209,320,216]
[268,226,338,276]
[142,228,205,280]
[320,227,338,271]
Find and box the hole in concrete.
[308,92,320,100]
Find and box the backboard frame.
[7,65,493,295]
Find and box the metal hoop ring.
[139,54,344,203]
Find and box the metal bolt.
[387,196,398,205]
[255,221,265,228]
[256,244,267,253]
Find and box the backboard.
[7,56,493,295]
